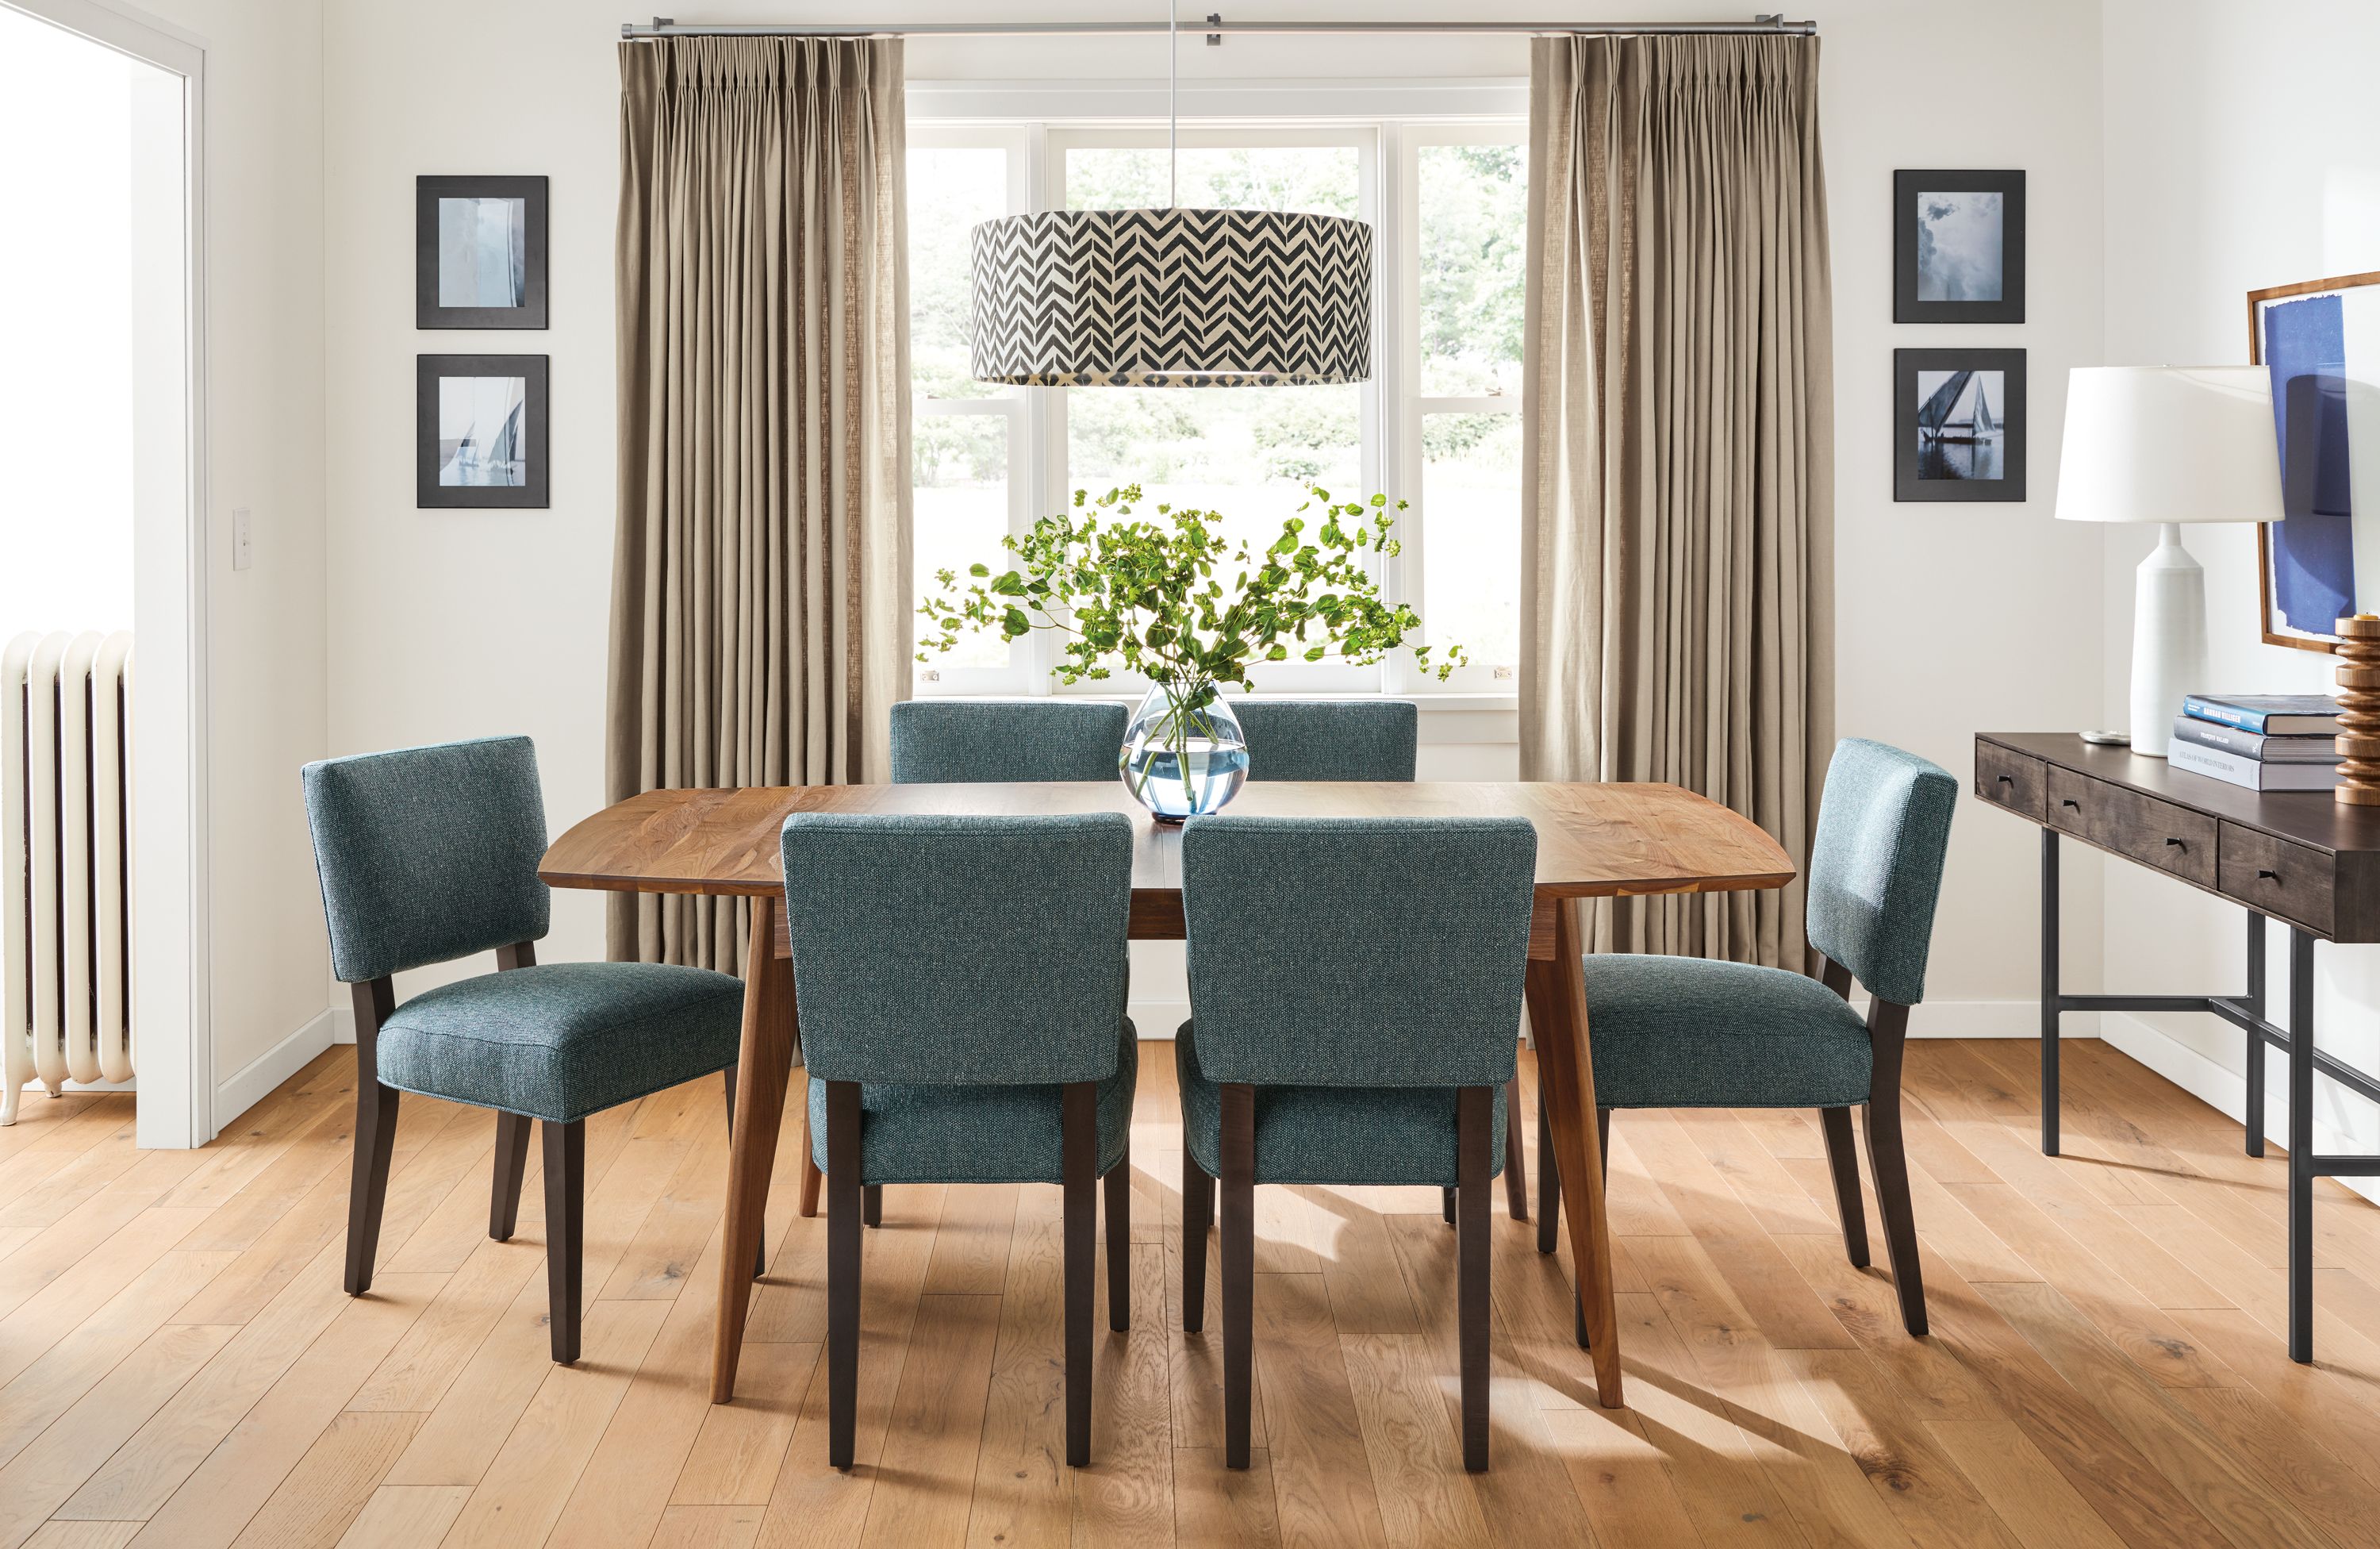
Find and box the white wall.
[2099,0,2380,1169]
[318,0,2108,1029]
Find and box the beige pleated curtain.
[1522,33,1834,969]
[609,37,912,970]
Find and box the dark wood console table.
[1975,732,2380,1362]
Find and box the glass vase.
[1119,680,1248,823]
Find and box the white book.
[2169,739,2341,792]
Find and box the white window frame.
[906,87,1526,713]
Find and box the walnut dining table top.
[539,778,1795,1413]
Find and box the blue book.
[2180,694,2341,735]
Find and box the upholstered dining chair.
[1226,696,1534,1220]
[1544,738,1957,1339]
[780,810,1138,1470]
[1178,814,1537,1473]
[889,697,1129,783]
[301,736,746,1364]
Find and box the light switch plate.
[232,507,251,571]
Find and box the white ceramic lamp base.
[2129,522,2207,758]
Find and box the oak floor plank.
[436,1297,674,1548]
[1921,1420,2131,1549]
[1339,1332,1492,1547]
[221,1409,421,1549]
[920,1183,1019,1298]
[1777,1346,2025,1549]
[1250,1271,1390,1549]
[674,1340,817,1506]
[963,1182,1069,1549]
[651,1503,768,1549]
[1072,1242,1175,1548]
[329,1486,470,1549]
[1171,1447,1282,1549]
[854,1293,1004,1549]
[0,1207,214,1387]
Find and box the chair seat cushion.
[808,1023,1138,1185]
[1580,955,1872,1110]
[1176,1020,1506,1187]
[378,962,746,1124]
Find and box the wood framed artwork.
[416,355,548,509]
[1894,170,2025,324]
[2251,269,2380,652]
[1894,348,2025,503]
[416,175,547,329]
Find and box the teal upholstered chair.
[889,698,1128,784]
[1178,815,1536,1473]
[781,811,1137,1470]
[1545,738,1956,1338]
[301,736,744,1364]
[1228,696,1417,782]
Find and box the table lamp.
[2055,367,2285,756]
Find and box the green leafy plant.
[917,483,1464,808]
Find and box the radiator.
[3,631,135,1124]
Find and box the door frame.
[5,0,213,1147]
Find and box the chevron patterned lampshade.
[969,206,1372,386]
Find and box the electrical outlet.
[232,508,252,571]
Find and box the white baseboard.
[2102,1011,2380,1209]
[1128,1000,1190,1038]
[213,1004,344,1128]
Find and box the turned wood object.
[2336,616,2380,807]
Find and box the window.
[906,119,1526,698]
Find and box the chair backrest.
[781,812,1134,1085]
[889,699,1128,783]
[301,736,551,985]
[1227,698,1418,782]
[1180,815,1534,1087]
[1805,738,1958,1007]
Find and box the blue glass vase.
[1119,681,1248,823]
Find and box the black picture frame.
[416,175,548,329]
[1894,169,2025,324]
[416,355,549,509]
[1894,348,2025,503]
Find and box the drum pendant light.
[966,3,1373,387]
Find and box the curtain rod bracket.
[1207,13,1223,46]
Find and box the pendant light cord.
[1169,0,1178,208]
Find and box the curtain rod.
[620,16,1818,40]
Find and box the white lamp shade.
[2054,366,2284,524]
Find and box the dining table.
[539,778,1796,1411]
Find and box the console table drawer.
[1975,744,2046,821]
[2046,767,2217,886]
[2219,825,2335,934]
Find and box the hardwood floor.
[8,1036,2380,1547]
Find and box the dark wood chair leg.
[863,1184,883,1228]
[1221,1083,1257,1470]
[490,1111,532,1242]
[1862,1001,1928,1336]
[1182,1147,1212,1334]
[1503,1073,1529,1222]
[1457,1086,1491,1473]
[1105,1135,1131,1333]
[542,1117,585,1364]
[1537,1090,1559,1255]
[345,978,399,1297]
[1441,1186,1457,1225]
[826,1079,862,1470]
[1818,1105,1871,1268]
[1063,1081,1097,1467]
[723,1067,765,1278]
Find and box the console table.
[1975,732,2380,1362]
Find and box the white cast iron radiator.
[3,632,136,1124]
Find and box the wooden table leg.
[1524,897,1623,1407]
[714,895,796,1404]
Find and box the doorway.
[1,0,208,1147]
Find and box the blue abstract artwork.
[2263,293,2356,636]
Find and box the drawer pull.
[2166,837,2187,851]
[1997,774,2014,785]
[2259,868,2279,882]
[2060,798,2080,809]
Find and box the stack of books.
[2170,694,2344,790]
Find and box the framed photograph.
[1894,170,2025,324]
[416,355,547,509]
[416,175,547,329]
[2251,269,2380,652]
[1894,348,2026,502]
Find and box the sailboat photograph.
[1915,367,2005,480]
